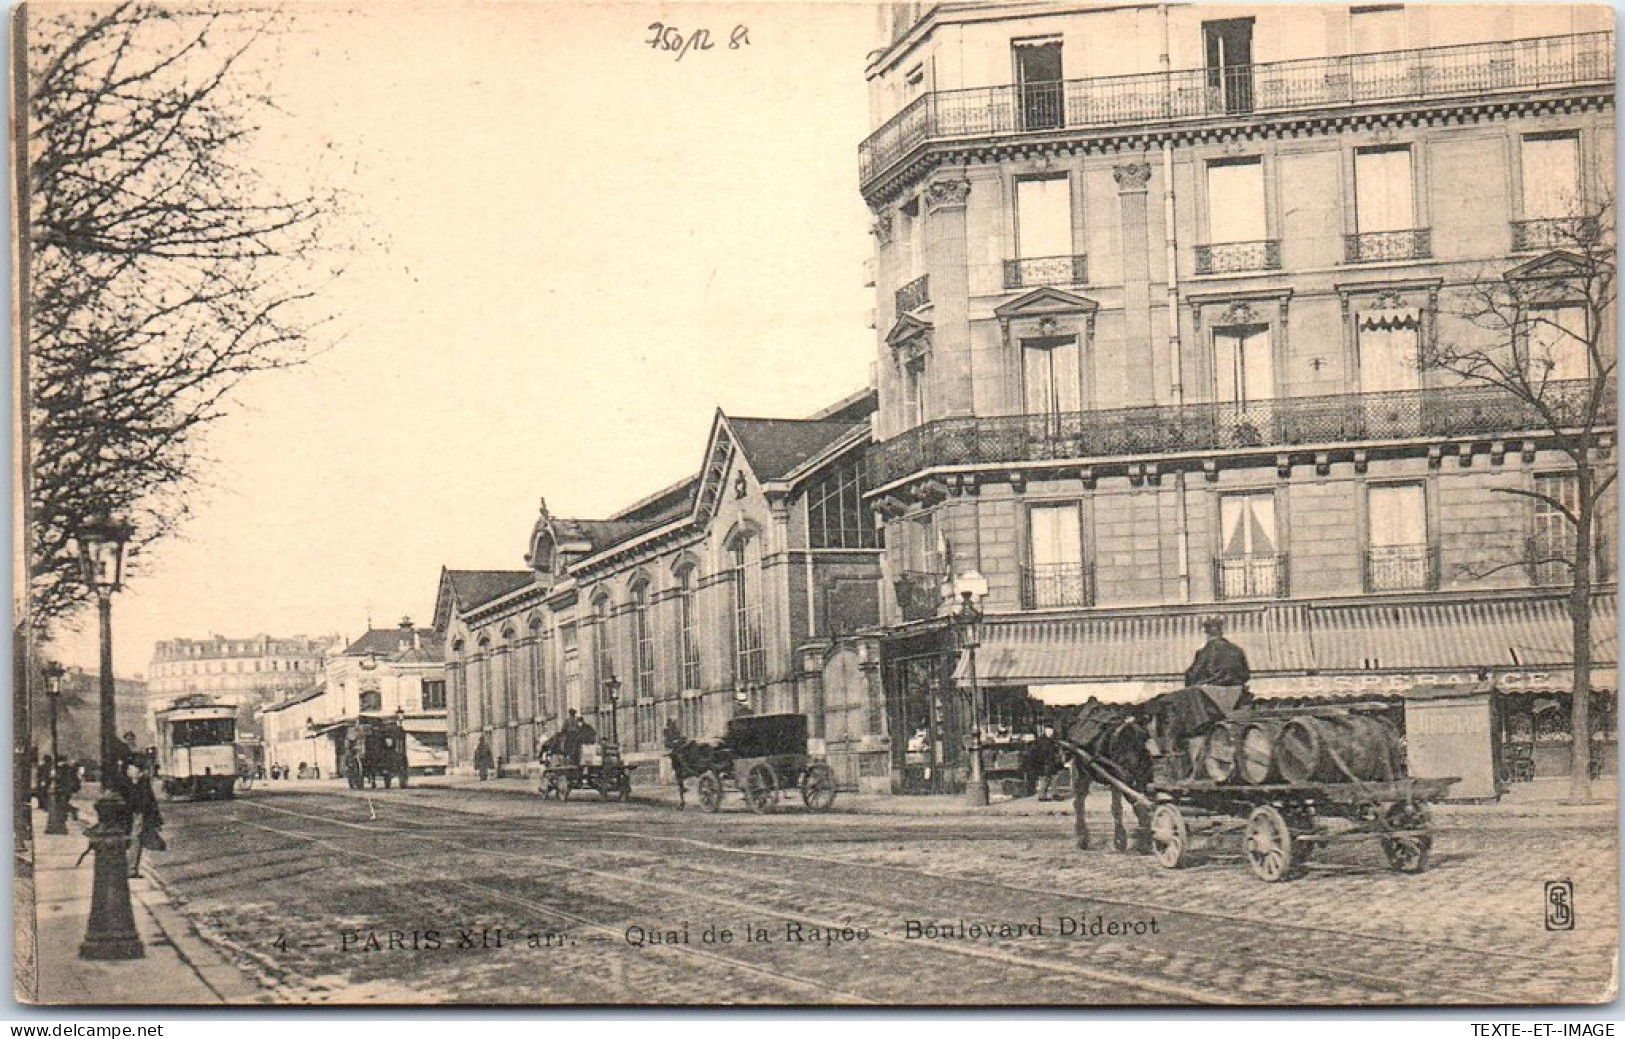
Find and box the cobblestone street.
[112,782,1618,1005]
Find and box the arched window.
[528,616,547,724]
[592,594,613,714]
[501,627,520,726]
[730,535,765,685]
[359,690,382,713]
[629,580,654,699]
[675,564,701,691]
[476,636,493,728]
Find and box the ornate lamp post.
[953,573,989,808]
[75,512,143,961]
[602,675,622,753]
[42,662,69,835]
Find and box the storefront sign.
[1252,669,1616,698]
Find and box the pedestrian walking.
[1027,726,1065,801]
[35,756,53,812]
[54,758,81,821]
[474,735,495,780]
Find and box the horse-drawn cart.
[1062,696,1457,882]
[687,714,838,814]
[540,744,634,802]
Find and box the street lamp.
[74,512,142,961]
[953,573,989,808]
[602,675,622,754]
[42,662,69,835]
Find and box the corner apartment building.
[859,3,1616,788]
[435,392,890,787]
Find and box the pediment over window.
[1503,250,1594,283]
[887,313,932,364]
[993,286,1099,322]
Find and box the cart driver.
[560,710,586,766]
[1184,617,1251,690]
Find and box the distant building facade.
[857,3,1616,787]
[436,392,892,787]
[148,634,338,737]
[260,619,447,778]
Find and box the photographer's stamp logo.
[1545,880,1576,931]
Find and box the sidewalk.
[17,800,262,1005]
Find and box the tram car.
[155,699,239,800]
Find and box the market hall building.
[855,2,1616,790]
[434,392,892,787]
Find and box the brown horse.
[664,730,723,809]
[1058,700,1155,853]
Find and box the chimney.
[398,616,413,652]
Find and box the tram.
[155,699,239,800]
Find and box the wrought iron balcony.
[870,380,1612,487]
[895,570,945,622]
[1214,554,1289,601]
[1364,543,1438,593]
[859,32,1613,193]
[1344,229,1433,263]
[1004,254,1089,290]
[1512,216,1602,252]
[1021,562,1094,609]
[1195,240,1281,275]
[896,274,930,313]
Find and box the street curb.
[138,866,265,1003]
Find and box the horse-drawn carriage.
[337,718,410,789]
[539,741,635,801]
[1062,688,1456,883]
[670,713,838,813]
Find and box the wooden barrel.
[1275,714,1403,785]
[1202,721,1242,784]
[1237,719,1286,785]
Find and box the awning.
[970,594,1616,689]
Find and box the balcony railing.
[895,570,945,622]
[870,380,1611,487]
[859,32,1613,191]
[896,274,930,313]
[1021,562,1094,609]
[1196,240,1281,275]
[1004,254,1089,290]
[1214,554,1289,601]
[1512,216,1602,252]
[1365,543,1438,592]
[1344,229,1433,263]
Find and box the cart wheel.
[801,763,837,812]
[1380,800,1433,874]
[697,771,723,813]
[743,762,778,813]
[1149,804,1189,869]
[1244,805,1298,882]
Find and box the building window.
[1206,158,1265,244]
[1350,5,1405,52]
[592,595,613,714]
[1214,325,1274,408]
[676,566,702,691]
[730,536,766,686]
[1366,483,1433,591]
[1203,18,1254,114]
[1022,336,1082,417]
[1522,133,1580,220]
[1530,472,1610,585]
[808,457,878,550]
[422,680,447,711]
[560,624,581,716]
[476,638,493,727]
[529,618,547,723]
[1015,176,1072,261]
[902,357,927,429]
[1355,147,1414,233]
[1357,310,1422,392]
[1024,502,1089,608]
[359,690,382,713]
[1216,491,1284,599]
[1013,38,1062,130]
[1523,305,1590,385]
[629,581,655,699]
[502,631,520,728]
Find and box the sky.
[41,1,881,678]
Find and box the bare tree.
[21,2,340,635]
[1422,196,1616,801]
